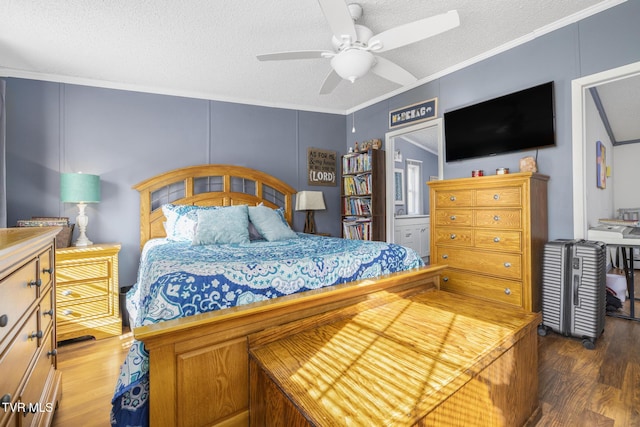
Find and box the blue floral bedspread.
[111,233,423,426]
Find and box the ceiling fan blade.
[319,69,342,95]
[317,0,357,42]
[371,56,417,86]
[369,10,460,52]
[257,50,332,61]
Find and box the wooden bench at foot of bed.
[134,264,541,427]
[249,289,542,427]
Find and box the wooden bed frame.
[131,165,540,427]
[133,164,296,249]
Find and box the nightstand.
[55,243,122,341]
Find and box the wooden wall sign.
[307,148,337,186]
[389,98,437,129]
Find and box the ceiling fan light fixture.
[330,49,374,82]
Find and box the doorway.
[572,61,640,238]
[385,119,444,243]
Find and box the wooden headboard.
[133,164,296,249]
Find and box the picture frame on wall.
[596,141,606,189]
[394,169,405,205]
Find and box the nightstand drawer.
[57,298,110,325]
[57,280,109,304]
[56,260,109,284]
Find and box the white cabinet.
[394,216,430,258]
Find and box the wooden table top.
[250,290,541,426]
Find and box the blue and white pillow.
[192,205,250,245]
[248,205,298,242]
[162,204,220,241]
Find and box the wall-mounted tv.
[444,81,555,162]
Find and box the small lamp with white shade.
[61,172,101,246]
[295,190,326,234]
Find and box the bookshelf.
[341,148,385,241]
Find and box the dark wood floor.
[51,306,640,427]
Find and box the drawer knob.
[47,349,58,357]
[449,195,456,201]
[28,279,42,287]
[63,309,74,316]
[504,262,512,268]
[494,237,501,243]
[449,215,456,221]
[494,194,500,200]
[0,314,7,327]
[493,215,500,221]
[29,330,44,340]
[450,234,456,240]
[442,254,449,259]
[442,276,449,282]
[1,394,11,404]
[61,290,73,296]
[505,288,511,295]
[42,267,54,274]
[43,309,54,317]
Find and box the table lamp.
[295,190,326,234]
[61,172,101,246]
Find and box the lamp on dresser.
[295,190,326,234]
[61,172,100,246]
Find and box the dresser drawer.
[57,298,110,325]
[40,288,55,336]
[475,187,522,207]
[57,280,109,304]
[38,247,54,291]
[435,247,522,280]
[434,190,473,207]
[0,311,39,401]
[56,259,109,284]
[475,209,521,229]
[433,228,473,246]
[0,259,38,343]
[439,270,523,307]
[474,230,522,252]
[20,327,56,426]
[433,210,473,226]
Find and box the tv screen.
[444,82,555,162]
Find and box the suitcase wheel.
[581,337,596,350]
[537,324,550,337]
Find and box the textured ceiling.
[0,0,626,114]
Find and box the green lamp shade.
[60,173,101,203]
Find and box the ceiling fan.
[256,0,460,95]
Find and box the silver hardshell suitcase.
[538,239,606,349]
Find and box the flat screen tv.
[444,82,555,162]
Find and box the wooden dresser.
[0,227,62,426]
[55,244,121,342]
[428,172,548,312]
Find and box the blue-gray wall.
[6,82,345,287]
[5,0,640,288]
[347,0,640,241]
[393,140,437,215]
